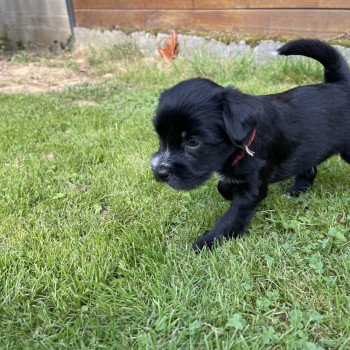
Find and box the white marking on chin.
[270,50,279,57]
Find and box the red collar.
[231,128,257,167]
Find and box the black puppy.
[151,39,350,251]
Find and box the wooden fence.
[72,1,350,38]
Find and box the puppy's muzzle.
[153,166,170,182]
[151,152,171,182]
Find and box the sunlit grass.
[0,47,349,349]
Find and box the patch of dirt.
[72,99,99,106]
[0,56,106,94]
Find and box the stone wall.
[0,0,71,47]
[74,28,350,62]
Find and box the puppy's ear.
[222,88,262,146]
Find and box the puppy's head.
[151,78,260,190]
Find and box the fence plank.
[72,0,350,10]
[74,9,350,37]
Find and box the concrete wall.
[0,0,71,47]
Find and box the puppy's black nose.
[154,167,170,182]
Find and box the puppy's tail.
[278,39,350,83]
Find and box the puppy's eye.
[185,138,200,148]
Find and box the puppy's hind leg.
[288,167,317,197]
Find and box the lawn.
[0,46,349,349]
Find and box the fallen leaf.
[157,29,178,63]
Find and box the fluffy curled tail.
[278,39,350,83]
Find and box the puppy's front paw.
[287,184,307,197]
[192,231,216,252]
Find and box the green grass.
[0,49,349,349]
